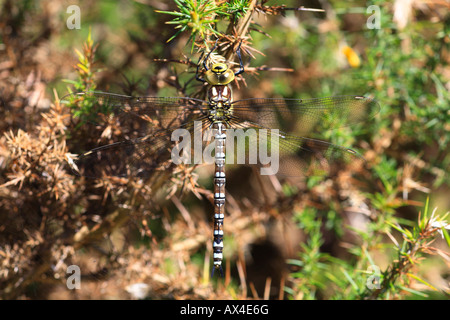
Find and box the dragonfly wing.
[272,132,365,177]
[63,92,213,178]
[224,126,365,177]
[62,91,210,136]
[231,95,380,135]
[69,119,215,178]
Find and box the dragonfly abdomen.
[207,81,232,276]
[212,121,226,275]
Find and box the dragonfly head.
[205,62,235,85]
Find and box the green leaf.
[155,10,184,16]
[74,49,84,61]
[441,225,450,248]
[77,63,89,73]
[407,273,438,291]
[386,221,405,234]
[341,267,359,291]
[62,79,78,85]
[286,259,304,267]
[398,285,429,298]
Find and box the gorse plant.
[157,0,252,43]
[157,0,224,46]
[62,29,105,123]
[360,199,450,299]
[64,29,99,93]
[288,198,449,299]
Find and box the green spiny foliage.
[287,199,449,299]
[156,0,223,45]
[64,29,99,93]
[62,30,112,124]
[156,0,252,51]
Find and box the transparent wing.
[64,93,377,178]
[69,119,214,179]
[224,127,365,177]
[63,91,212,178]
[231,95,380,135]
[62,91,210,136]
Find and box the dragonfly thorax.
[208,84,232,103]
[205,63,235,85]
[207,85,233,123]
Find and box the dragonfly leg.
[234,40,244,76]
[204,38,220,70]
[196,39,221,83]
[196,51,207,83]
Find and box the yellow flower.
[342,45,361,68]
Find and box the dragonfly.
[63,42,379,277]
